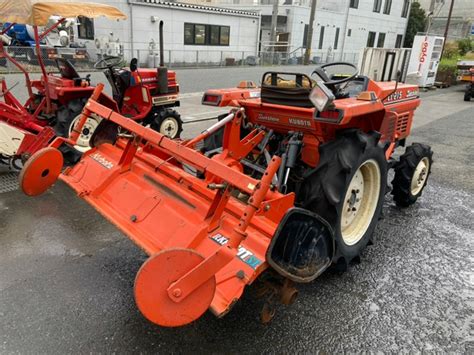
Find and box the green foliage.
[403,2,427,48]
[457,38,473,56]
[438,58,458,72]
[436,58,458,84]
[442,42,459,59]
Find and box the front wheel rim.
[410,157,430,196]
[341,159,381,246]
[159,117,179,138]
[69,115,100,148]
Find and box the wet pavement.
[0,85,473,352]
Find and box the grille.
[396,114,410,134]
[0,172,19,194]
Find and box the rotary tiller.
[20,62,433,327]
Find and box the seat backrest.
[261,72,315,108]
[56,58,80,80]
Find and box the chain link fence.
[0,45,360,74]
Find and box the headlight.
[309,82,335,112]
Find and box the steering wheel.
[94,56,123,70]
[312,62,359,86]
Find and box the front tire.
[150,109,183,139]
[300,130,387,266]
[391,143,433,207]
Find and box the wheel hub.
[160,117,178,138]
[410,157,430,195]
[69,115,100,149]
[341,159,381,246]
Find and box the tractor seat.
[55,58,86,86]
[261,72,315,108]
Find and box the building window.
[395,34,403,48]
[350,0,359,9]
[220,26,230,46]
[318,26,325,49]
[77,16,94,40]
[377,32,386,47]
[401,0,410,17]
[373,0,382,12]
[383,0,392,14]
[194,24,206,45]
[184,23,230,46]
[334,27,340,49]
[367,31,376,47]
[303,24,309,47]
[347,28,352,37]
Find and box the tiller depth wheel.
[134,248,216,327]
[19,147,63,196]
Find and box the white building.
[74,0,413,66]
[76,0,261,65]
[192,0,412,63]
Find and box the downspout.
[339,0,350,61]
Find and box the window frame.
[183,23,230,46]
[350,0,359,9]
[77,16,94,40]
[373,0,382,13]
[367,31,376,47]
[401,0,410,18]
[334,27,340,50]
[383,0,392,15]
[395,34,403,48]
[318,26,325,50]
[377,32,386,48]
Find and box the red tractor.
[20,62,433,327]
[0,2,182,169]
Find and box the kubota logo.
[90,153,114,169]
[210,234,262,269]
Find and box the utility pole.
[425,0,436,32]
[441,0,455,58]
[269,0,279,58]
[304,0,317,65]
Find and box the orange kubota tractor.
[19,62,433,327]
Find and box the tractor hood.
[0,0,126,26]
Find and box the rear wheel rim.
[410,157,430,196]
[69,115,100,148]
[341,159,381,246]
[159,117,179,138]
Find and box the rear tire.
[391,143,433,207]
[150,109,183,139]
[300,130,387,266]
[55,99,87,138]
[54,99,89,163]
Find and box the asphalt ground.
[0,75,473,352]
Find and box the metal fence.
[0,45,360,74]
